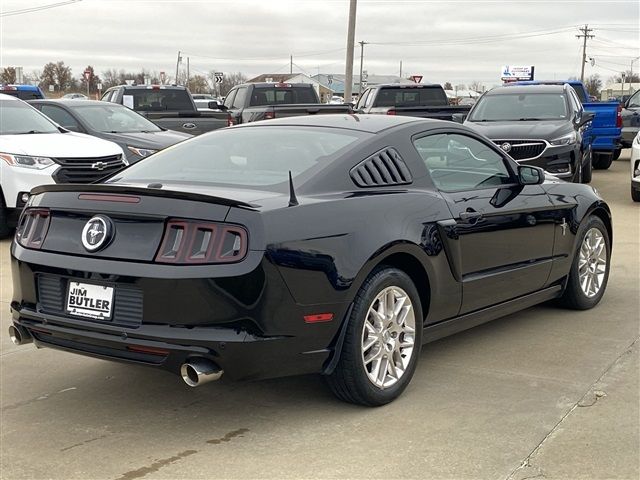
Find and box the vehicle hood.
[98,130,192,149]
[465,119,571,140]
[0,131,123,157]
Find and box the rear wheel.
[632,184,640,202]
[558,216,610,310]
[326,267,422,406]
[0,201,12,239]
[612,148,621,161]
[592,152,613,170]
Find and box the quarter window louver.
[350,148,412,187]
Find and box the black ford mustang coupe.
[9,115,612,406]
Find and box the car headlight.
[0,153,55,169]
[550,132,577,146]
[634,134,640,146]
[127,146,157,158]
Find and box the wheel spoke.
[362,335,377,352]
[364,347,380,365]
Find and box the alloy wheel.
[578,227,607,298]
[361,286,416,389]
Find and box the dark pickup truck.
[101,85,231,135]
[354,83,472,120]
[222,83,351,125]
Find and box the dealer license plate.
[66,282,114,320]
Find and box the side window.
[232,87,248,109]
[101,90,115,102]
[224,89,237,109]
[413,133,513,192]
[355,89,370,109]
[364,89,376,108]
[628,91,640,108]
[40,105,81,130]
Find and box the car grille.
[493,140,547,161]
[37,274,143,328]
[52,154,125,183]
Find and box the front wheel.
[558,215,610,310]
[326,267,423,406]
[0,206,12,239]
[632,184,640,202]
[593,152,613,170]
[582,150,593,184]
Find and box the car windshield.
[0,100,60,134]
[469,93,569,121]
[109,126,367,189]
[72,104,162,133]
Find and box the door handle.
[459,209,483,223]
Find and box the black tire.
[612,148,621,161]
[592,152,613,170]
[326,267,423,406]
[572,158,582,183]
[558,215,610,310]
[632,184,640,202]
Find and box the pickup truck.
[100,85,231,135]
[0,84,45,100]
[354,84,472,121]
[512,80,622,169]
[222,83,351,125]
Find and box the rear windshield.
[373,87,447,107]
[109,126,367,188]
[0,100,59,135]
[73,104,161,133]
[124,89,193,111]
[249,87,317,106]
[468,93,569,121]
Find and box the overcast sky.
[1,0,638,88]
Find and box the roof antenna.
[288,171,299,207]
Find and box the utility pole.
[399,60,402,80]
[344,0,357,102]
[576,24,594,82]
[186,57,190,88]
[175,51,181,85]
[358,41,368,95]
[290,55,293,75]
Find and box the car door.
[413,131,556,314]
[622,90,640,145]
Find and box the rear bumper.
[10,307,330,381]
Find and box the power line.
[0,0,81,17]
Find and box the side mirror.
[212,101,226,110]
[518,165,545,185]
[451,113,467,124]
[577,111,595,127]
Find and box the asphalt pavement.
[1,151,638,480]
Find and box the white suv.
[0,94,126,236]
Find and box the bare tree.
[79,65,102,95]
[213,71,247,96]
[468,80,485,92]
[187,75,209,93]
[443,81,453,90]
[584,74,602,97]
[612,70,640,83]
[1,67,17,84]
[53,61,74,90]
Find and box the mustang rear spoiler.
[29,184,259,209]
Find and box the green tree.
[443,82,453,90]
[1,67,16,84]
[40,61,74,91]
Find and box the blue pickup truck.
[0,84,45,100]
[513,80,622,170]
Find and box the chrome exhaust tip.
[180,358,223,387]
[8,325,33,346]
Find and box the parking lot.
[0,149,637,480]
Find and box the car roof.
[488,84,566,95]
[29,99,122,107]
[376,83,442,88]
[237,113,440,133]
[0,93,23,101]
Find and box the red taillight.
[616,103,623,128]
[15,208,51,250]
[155,219,248,264]
[264,111,275,120]
[386,109,396,116]
[227,116,235,127]
[127,345,170,356]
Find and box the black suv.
[462,84,594,183]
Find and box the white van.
[0,94,127,236]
